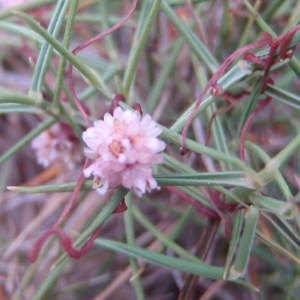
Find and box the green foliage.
[1,0,300,299]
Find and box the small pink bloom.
[82,107,165,196]
[32,123,82,170]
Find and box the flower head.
[82,107,165,196]
[32,123,82,170]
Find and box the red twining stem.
[68,0,139,127]
[53,159,90,228]
[181,38,269,154]
[29,225,103,262]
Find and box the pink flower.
[32,123,82,170]
[82,107,165,196]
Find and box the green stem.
[30,0,70,100]
[53,0,79,109]
[124,195,145,300]
[123,0,162,100]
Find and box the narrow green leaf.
[95,238,224,279]
[266,84,300,110]
[0,91,48,109]
[264,214,300,250]
[251,194,294,218]
[123,0,162,99]
[257,231,300,265]
[162,126,255,174]
[30,0,71,100]
[156,172,252,187]
[53,0,79,109]
[231,206,259,278]
[7,171,253,193]
[133,206,206,263]
[0,21,42,41]
[237,79,263,135]
[124,194,145,300]
[207,102,231,171]
[223,210,244,279]
[0,104,42,114]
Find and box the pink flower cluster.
[82,107,165,196]
[31,123,82,170]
